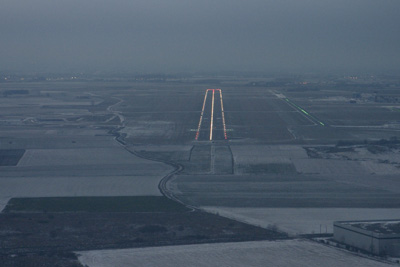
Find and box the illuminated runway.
[195,89,227,141]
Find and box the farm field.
[202,207,400,235]
[1,77,400,265]
[78,239,393,267]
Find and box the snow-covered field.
[292,158,367,175]
[0,145,172,211]
[0,97,98,107]
[134,145,192,153]
[359,161,400,175]
[133,145,193,161]
[348,147,400,162]
[202,207,400,235]
[77,239,393,267]
[42,128,106,136]
[230,145,308,165]
[0,197,10,212]
[230,145,400,176]
[121,121,175,138]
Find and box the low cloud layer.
[1,0,399,73]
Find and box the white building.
[334,220,400,256]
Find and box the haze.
[1,0,399,73]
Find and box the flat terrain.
[0,143,170,211]
[202,207,400,235]
[0,84,173,212]
[1,77,400,266]
[1,197,283,266]
[78,239,394,267]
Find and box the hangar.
[334,220,400,256]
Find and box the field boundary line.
[124,146,197,211]
[110,127,197,211]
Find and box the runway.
[195,89,227,141]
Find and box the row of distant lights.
[46,77,79,80]
[2,77,78,80]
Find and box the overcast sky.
[1,0,399,74]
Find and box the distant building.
[334,220,400,256]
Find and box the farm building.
[334,220,400,256]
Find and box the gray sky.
[1,0,399,73]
